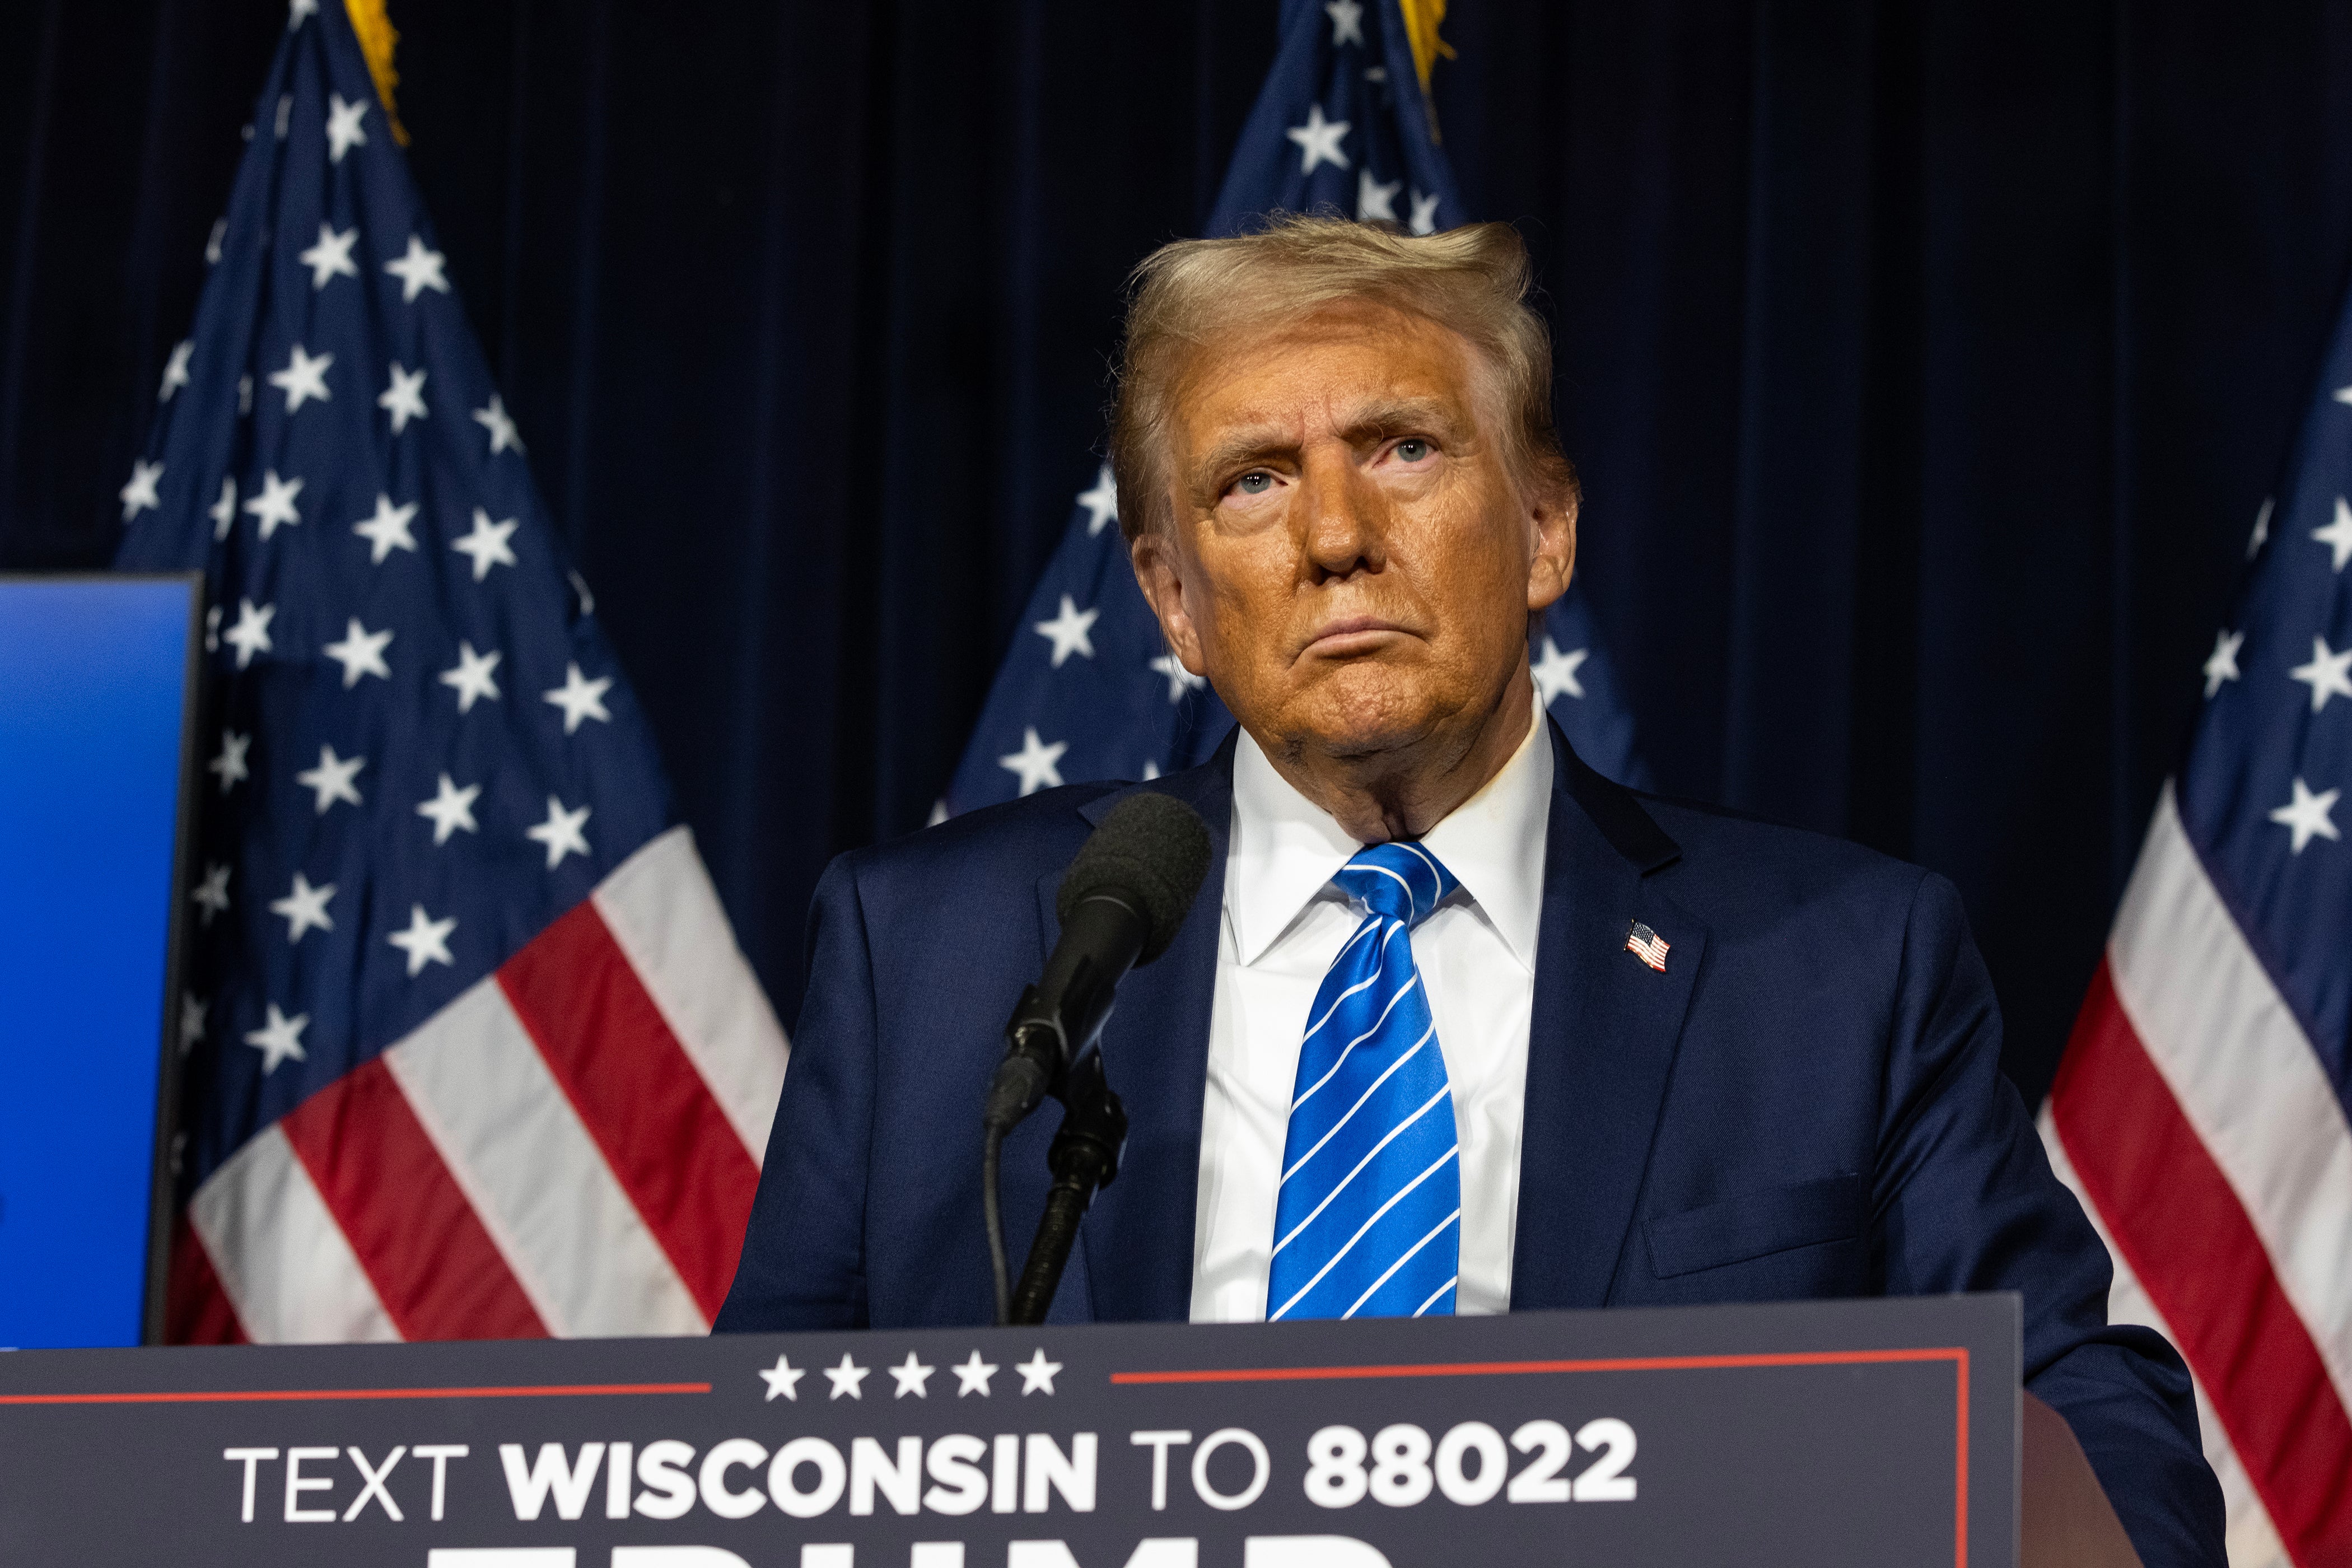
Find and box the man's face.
[1132,300,1575,766]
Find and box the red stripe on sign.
[2052,962,2352,1566]
[164,1214,246,1345]
[279,1057,548,1341]
[497,899,759,1321]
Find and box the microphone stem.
[983,1123,1012,1327]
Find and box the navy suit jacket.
[718,722,2223,1567]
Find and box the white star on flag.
[268,871,337,943]
[1286,103,1350,174]
[1409,189,1440,236]
[180,993,208,1054]
[823,1354,870,1401]
[452,508,520,580]
[1033,594,1100,667]
[2290,636,2352,712]
[384,234,450,303]
[2314,496,2352,571]
[267,342,333,413]
[758,1355,805,1402]
[387,904,458,977]
[543,662,613,734]
[208,477,237,540]
[118,459,164,521]
[951,1351,998,1397]
[416,773,483,845]
[527,796,592,869]
[221,600,276,669]
[158,339,193,400]
[208,729,253,791]
[888,1353,936,1399]
[2202,629,2244,698]
[325,93,368,163]
[379,362,428,433]
[2270,777,2341,854]
[1015,1348,1062,1396]
[441,642,503,712]
[352,494,419,563]
[242,469,304,538]
[1533,637,1589,704]
[321,618,394,687]
[1325,0,1365,46]
[244,1003,310,1074]
[297,222,360,288]
[1149,653,1206,703]
[1357,170,1401,223]
[1076,464,1119,536]
[473,393,525,455]
[190,863,232,925]
[998,726,1068,795]
[2248,497,2272,558]
[293,743,366,814]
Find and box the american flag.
[114,1,787,1343]
[942,0,1645,816]
[2040,288,2352,1556]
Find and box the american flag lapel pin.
[1625,919,1670,973]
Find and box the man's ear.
[1131,526,1208,674]
[1525,485,1578,613]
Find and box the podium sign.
[0,1294,2018,1568]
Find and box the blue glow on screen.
[0,577,194,1348]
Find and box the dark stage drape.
[8,1,2352,1105]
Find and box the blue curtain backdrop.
[8,1,2352,1107]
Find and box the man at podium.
[720,218,2220,1563]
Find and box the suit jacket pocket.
[1642,1174,1866,1280]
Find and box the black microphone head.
[1057,793,1213,963]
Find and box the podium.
[0,1294,2131,1567]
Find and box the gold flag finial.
[1394,0,1456,98]
[344,0,410,146]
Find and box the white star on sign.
[268,342,333,413]
[1015,1348,1062,1396]
[441,642,503,712]
[1409,189,1440,236]
[190,862,231,926]
[298,222,360,288]
[1034,594,1100,667]
[209,477,237,540]
[2249,497,2272,559]
[325,92,368,163]
[180,992,208,1055]
[543,662,613,734]
[384,234,451,303]
[1326,0,1365,46]
[321,617,394,687]
[951,1351,998,1397]
[208,729,252,791]
[416,773,482,845]
[452,508,520,580]
[244,1003,310,1074]
[1286,102,1351,174]
[119,459,163,521]
[2291,636,2352,712]
[758,1355,805,1402]
[888,1352,936,1399]
[294,744,365,814]
[269,871,337,943]
[379,362,428,433]
[221,599,275,669]
[243,468,304,538]
[1149,653,1206,703]
[473,393,525,455]
[1533,637,1588,704]
[2202,629,2243,698]
[387,904,458,977]
[353,493,419,563]
[2315,496,2352,572]
[159,339,193,400]
[1357,169,1401,223]
[2270,776,2341,854]
[823,1354,870,1401]
[1077,463,1119,536]
[527,796,592,869]
[998,726,1068,795]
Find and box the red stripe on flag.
[164,1213,246,1345]
[279,1057,548,1341]
[497,899,759,1321]
[2052,960,2352,1566]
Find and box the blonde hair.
[1107,214,1579,543]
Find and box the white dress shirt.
[1189,699,1552,1322]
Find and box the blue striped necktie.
[1267,841,1462,1321]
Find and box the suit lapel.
[1043,741,1235,1324]
[1511,723,1707,1310]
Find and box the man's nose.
[1296,445,1384,581]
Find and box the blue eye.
[1396,438,1431,462]
[1234,472,1274,496]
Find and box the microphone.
[982,792,1213,1132]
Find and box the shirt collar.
[1226,694,1553,970]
